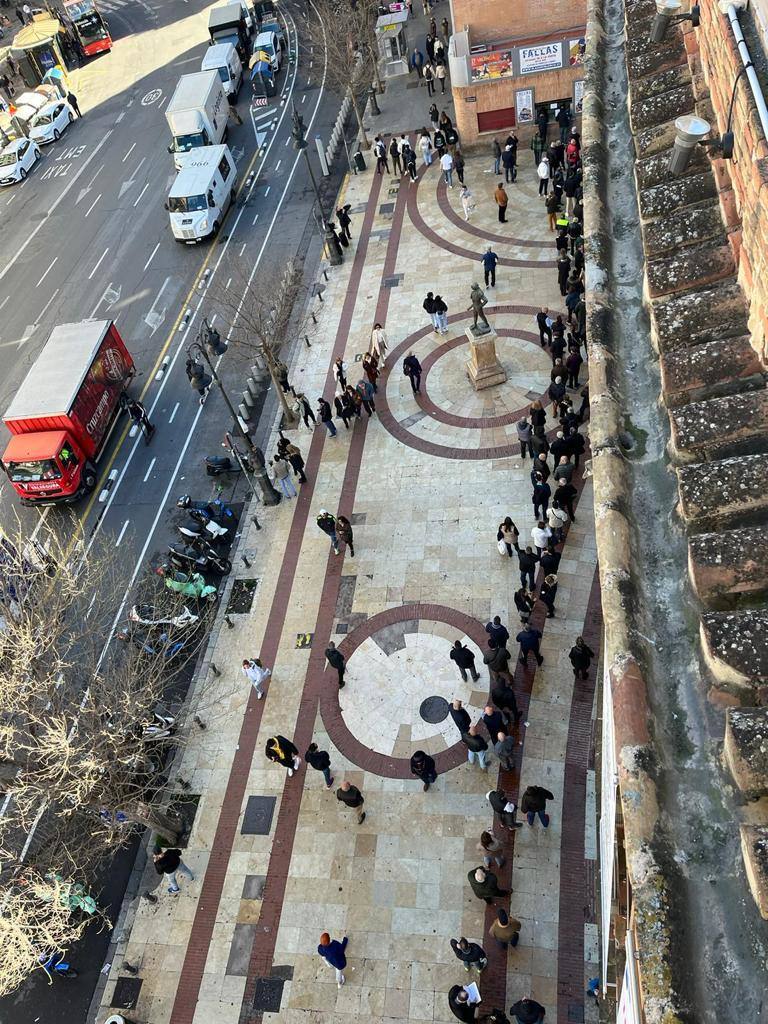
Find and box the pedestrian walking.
[566,347,583,388]
[540,545,561,577]
[497,516,520,557]
[537,155,550,196]
[546,190,559,231]
[429,102,440,133]
[325,640,346,687]
[337,204,352,243]
[270,455,297,499]
[493,138,502,175]
[409,46,425,76]
[494,729,517,770]
[477,829,506,869]
[450,698,471,734]
[454,146,465,183]
[356,377,376,415]
[336,515,354,557]
[510,997,546,1023]
[557,252,571,297]
[334,357,347,390]
[242,656,271,699]
[317,932,348,987]
[539,574,558,617]
[460,183,475,220]
[548,376,566,417]
[467,866,509,904]
[265,735,301,777]
[317,397,337,437]
[434,293,449,334]
[553,456,574,484]
[485,616,510,647]
[423,290,438,331]
[370,322,388,360]
[305,742,334,788]
[450,936,488,972]
[482,704,508,738]
[404,143,418,181]
[373,134,389,174]
[532,477,551,520]
[569,636,595,678]
[124,396,154,443]
[514,587,535,624]
[440,149,454,187]
[531,450,551,484]
[410,749,438,790]
[285,441,307,482]
[316,509,339,554]
[546,504,568,543]
[490,907,521,948]
[531,521,552,555]
[436,60,447,93]
[487,788,523,830]
[483,639,514,686]
[554,480,578,520]
[516,625,544,667]
[424,62,436,96]
[336,780,366,824]
[293,392,316,429]
[419,129,433,166]
[490,679,520,725]
[517,546,539,591]
[461,725,489,770]
[501,144,516,183]
[388,134,403,174]
[403,352,422,393]
[535,308,552,348]
[343,384,362,421]
[516,418,533,460]
[449,984,483,1022]
[153,847,195,894]
[494,181,508,223]
[334,392,352,429]
[482,245,498,287]
[450,639,480,682]
[15,6,24,25]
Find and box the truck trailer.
[165,71,228,169]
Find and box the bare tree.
[210,258,317,428]
[309,0,376,148]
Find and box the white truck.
[165,71,228,170]
[166,144,238,243]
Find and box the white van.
[201,42,243,99]
[253,29,282,72]
[166,145,238,243]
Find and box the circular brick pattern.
[435,175,550,249]
[319,604,490,778]
[420,695,450,724]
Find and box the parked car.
[0,137,42,184]
[28,100,75,145]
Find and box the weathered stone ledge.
[739,825,768,919]
[651,280,750,351]
[669,390,768,458]
[689,526,768,602]
[701,610,768,686]
[725,708,768,795]
[642,203,725,257]
[659,335,764,406]
[646,241,734,299]
[677,454,768,524]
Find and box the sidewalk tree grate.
[252,977,284,1013]
[226,578,258,615]
[242,795,276,835]
[295,632,313,648]
[420,695,449,724]
[111,976,143,1008]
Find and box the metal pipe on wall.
[723,1,768,142]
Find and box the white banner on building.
[617,928,643,1024]
[599,653,617,990]
[519,41,563,75]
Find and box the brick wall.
[687,6,768,360]
[452,0,586,45]
[453,67,581,147]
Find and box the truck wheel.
[211,220,220,237]
[83,465,98,492]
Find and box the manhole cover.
[420,695,449,724]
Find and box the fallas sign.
[519,42,563,75]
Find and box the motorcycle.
[129,603,199,629]
[177,494,236,524]
[175,528,233,561]
[168,543,232,575]
[156,566,218,602]
[177,518,231,543]
[117,625,187,661]
[205,454,243,477]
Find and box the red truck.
[2,320,134,506]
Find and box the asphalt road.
[0,0,357,1016]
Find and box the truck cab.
[201,42,243,99]
[167,145,238,243]
[3,431,91,503]
[207,1,250,61]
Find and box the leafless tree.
[309,0,377,148]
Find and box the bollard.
[311,310,318,324]
[225,614,234,629]
[193,715,207,730]
[239,401,252,422]
[210,663,221,677]
[143,892,158,904]
[304,334,311,347]
[242,553,251,567]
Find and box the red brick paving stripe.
[238,179,410,1022]
[169,168,386,1024]
[417,327,548,429]
[319,604,490,777]
[407,171,557,269]
[435,173,551,249]
[555,566,601,1024]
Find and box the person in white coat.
[537,155,550,196]
[242,657,271,699]
[370,322,388,360]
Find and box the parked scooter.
[156,566,218,601]
[205,454,243,477]
[177,494,236,525]
[177,518,231,544]
[117,625,187,660]
[167,543,232,575]
[39,952,79,979]
[129,604,199,629]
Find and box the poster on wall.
[470,50,514,81]
[515,88,534,124]
[569,37,586,65]
[574,78,585,114]
[518,42,563,75]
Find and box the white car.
[28,100,75,145]
[0,137,42,184]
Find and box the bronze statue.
[469,283,489,330]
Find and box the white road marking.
[239,242,246,255]
[84,192,102,217]
[115,111,125,123]
[75,162,104,205]
[133,182,149,207]
[169,401,179,423]
[0,296,9,312]
[143,457,156,483]
[143,240,161,272]
[35,289,59,323]
[144,275,171,334]
[264,185,270,196]
[115,519,130,546]
[225,276,231,289]
[122,142,136,162]
[252,109,274,123]
[274,159,281,172]
[284,136,290,146]
[301,93,306,103]
[36,257,58,288]
[88,247,110,280]
[252,211,259,224]
[90,282,112,318]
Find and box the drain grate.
[420,695,450,724]
[226,578,258,614]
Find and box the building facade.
[447,0,587,147]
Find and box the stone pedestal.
[465,326,507,391]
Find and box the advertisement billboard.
[515,88,534,124]
[519,42,563,75]
[569,37,586,65]
[470,50,514,82]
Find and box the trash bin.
[353,150,366,172]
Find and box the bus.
[63,0,112,56]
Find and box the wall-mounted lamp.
[649,0,700,43]
[669,113,736,174]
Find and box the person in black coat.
[556,252,571,297]
[482,704,507,739]
[535,309,551,348]
[305,743,334,788]
[410,749,437,791]
[487,788,522,830]
[510,997,547,1023]
[461,726,489,770]
[532,477,551,520]
[514,587,535,623]
[516,626,543,667]
[450,640,480,682]
[520,785,554,827]
[490,681,520,724]
[403,352,422,394]
[265,735,300,775]
[540,546,561,576]
[485,616,509,648]
[449,984,481,1022]
[517,546,539,591]
[539,574,558,618]
[450,699,471,734]
[569,636,595,678]
[325,642,346,687]
[554,481,577,521]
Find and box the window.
[218,155,231,180]
[477,107,516,133]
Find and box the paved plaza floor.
[97,146,600,1024]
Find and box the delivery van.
[166,144,238,243]
[166,71,228,170]
[253,29,282,72]
[201,42,243,99]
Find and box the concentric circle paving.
[319,604,493,777]
[435,175,549,249]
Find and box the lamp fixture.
[649,0,700,43]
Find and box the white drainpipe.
[720,0,768,142]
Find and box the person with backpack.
[265,734,301,777]
[389,135,402,174]
[403,352,422,394]
[373,135,389,174]
[153,847,195,894]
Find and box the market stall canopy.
[12,16,65,51]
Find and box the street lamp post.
[188,321,281,506]
[291,104,343,266]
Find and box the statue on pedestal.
[468,283,490,334]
